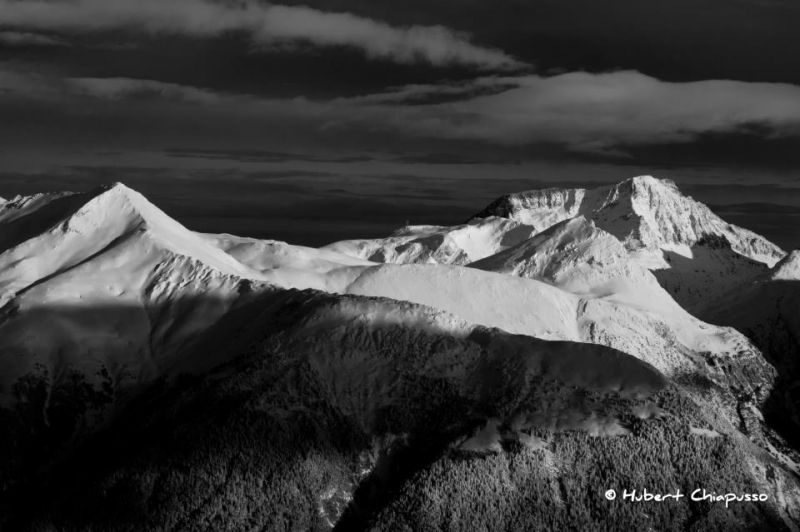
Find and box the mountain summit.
[472,175,785,266]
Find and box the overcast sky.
[1,0,799,248]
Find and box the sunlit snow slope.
[0,183,271,404]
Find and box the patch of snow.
[772,250,800,281]
[690,426,723,438]
[458,419,503,454]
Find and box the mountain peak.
[99,181,129,191]
[472,175,785,266]
[88,181,148,211]
[60,182,165,238]
[626,174,675,188]
[0,183,260,304]
[618,175,683,200]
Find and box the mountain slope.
[0,184,274,409]
[469,216,654,294]
[652,234,771,313]
[343,263,773,408]
[700,251,800,448]
[7,289,795,532]
[324,216,537,266]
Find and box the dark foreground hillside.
[1,290,793,531]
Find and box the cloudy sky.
[1,0,799,248]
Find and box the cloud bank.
[354,71,800,152]
[0,0,521,69]
[3,67,800,155]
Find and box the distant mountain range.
[0,176,797,531]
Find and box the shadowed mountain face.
[0,292,787,531]
[0,177,799,530]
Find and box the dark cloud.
[353,72,800,152]
[4,68,799,161]
[0,0,522,70]
[273,0,800,84]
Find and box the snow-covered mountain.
[473,176,787,309]
[0,179,781,428]
[328,176,786,313]
[0,183,273,407]
[472,175,784,266]
[329,176,784,269]
[1,178,798,531]
[325,184,780,414]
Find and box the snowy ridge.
[205,233,373,273]
[466,215,691,319]
[346,264,582,342]
[323,216,537,266]
[472,185,587,233]
[203,233,373,291]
